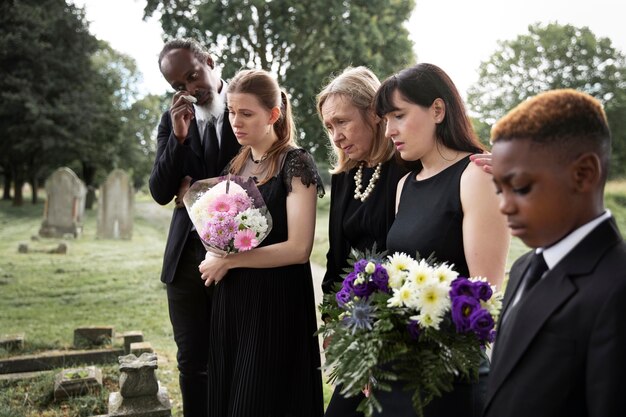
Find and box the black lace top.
[243,147,324,247]
[281,148,325,197]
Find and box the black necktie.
[518,252,548,300]
[203,120,219,177]
[493,252,548,365]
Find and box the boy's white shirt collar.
[538,210,612,270]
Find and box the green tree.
[0,0,162,206]
[467,22,626,177]
[76,42,142,208]
[118,94,168,190]
[144,0,415,163]
[0,0,98,205]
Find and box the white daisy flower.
[412,310,444,330]
[386,253,413,274]
[386,268,407,289]
[432,263,458,285]
[407,259,435,288]
[481,291,503,320]
[416,282,451,318]
[387,285,415,308]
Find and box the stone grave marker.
[130,342,153,356]
[0,333,24,352]
[97,169,134,240]
[74,326,114,348]
[53,365,102,400]
[39,167,86,238]
[108,352,171,417]
[118,331,144,354]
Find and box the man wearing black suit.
[486,89,626,417]
[149,39,240,417]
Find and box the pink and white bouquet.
[319,248,503,417]
[183,174,272,255]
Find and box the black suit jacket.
[149,108,240,283]
[484,217,626,417]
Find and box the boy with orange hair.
[485,89,626,417]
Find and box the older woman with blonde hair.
[317,66,413,417]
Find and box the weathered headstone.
[97,169,134,240]
[74,326,114,348]
[119,331,144,354]
[108,353,171,417]
[0,333,24,352]
[39,167,86,238]
[53,365,102,400]
[130,342,153,356]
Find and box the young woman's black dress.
[206,148,325,417]
[382,155,487,417]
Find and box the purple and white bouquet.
[319,249,502,417]
[183,174,272,256]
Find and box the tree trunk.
[2,170,11,200]
[31,177,39,204]
[83,161,96,210]
[12,168,24,207]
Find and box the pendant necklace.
[250,152,268,164]
[354,162,382,202]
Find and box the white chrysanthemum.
[189,190,220,225]
[236,208,268,235]
[385,253,413,274]
[481,291,503,320]
[432,263,458,285]
[387,285,416,308]
[415,282,451,318]
[386,267,407,289]
[412,310,444,330]
[407,259,435,288]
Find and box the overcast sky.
[71,0,626,98]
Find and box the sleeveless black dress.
[206,148,325,417]
[382,155,486,417]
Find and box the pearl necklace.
[354,162,382,202]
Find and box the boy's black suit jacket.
[484,217,626,417]
[149,108,240,283]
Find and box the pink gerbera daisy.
[233,229,258,252]
[208,194,237,216]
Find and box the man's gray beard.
[199,89,225,120]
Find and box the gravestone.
[97,169,134,240]
[108,353,171,417]
[130,342,153,356]
[39,167,86,238]
[74,326,114,348]
[119,331,144,354]
[0,333,24,352]
[53,365,102,400]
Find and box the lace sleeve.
[282,148,325,197]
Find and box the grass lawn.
[1,180,625,416]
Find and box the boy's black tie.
[518,252,548,300]
[493,252,548,366]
